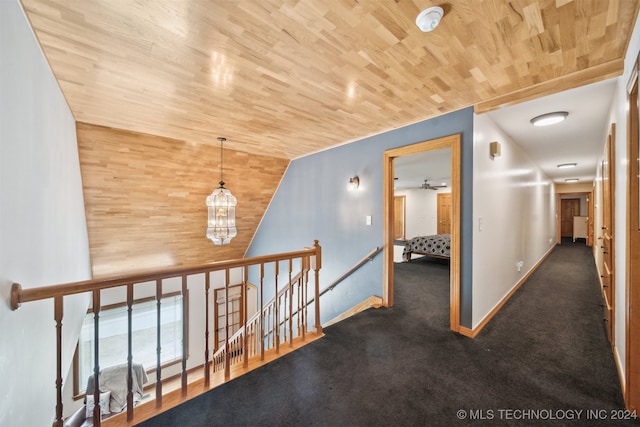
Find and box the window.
[214,285,244,350]
[74,293,186,395]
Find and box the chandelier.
[206,137,237,245]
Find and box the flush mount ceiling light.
[557,162,577,169]
[530,111,569,127]
[416,6,444,32]
[565,178,579,183]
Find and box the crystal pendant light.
[206,137,237,245]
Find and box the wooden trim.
[323,295,383,328]
[556,194,561,244]
[459,244,556,339]
[610,123,617,349]
[383,134,461,332]
[614,345,626,398]
[475,59,624,114]
[11,246,319,309]
[625,52,640,412]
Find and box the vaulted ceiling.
[21,0,639,160]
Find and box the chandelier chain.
[217,136,226,187]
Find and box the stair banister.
[9,240,321,427]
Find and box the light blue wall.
[247,107,474,327]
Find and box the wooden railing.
[211,271,304,373]
[211,246,381,373]
[10,241,321,427]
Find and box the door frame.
[625,51,640,412]
[382,134,461,332]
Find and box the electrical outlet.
[366,215,372,226]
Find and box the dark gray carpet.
[138,240,637,426]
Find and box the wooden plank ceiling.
[21,0,639,160]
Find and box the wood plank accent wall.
[76,123,289,276]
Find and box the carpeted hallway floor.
[138,240,637,426]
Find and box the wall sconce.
[489,141,501,159]
[347,176,360,191]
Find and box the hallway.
[139,241,634,426]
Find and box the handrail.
[10,246,317,310]
[212,247,380,375]
[9,240,321,427]
[319,246,381,298]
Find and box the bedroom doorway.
[382,134,461,333]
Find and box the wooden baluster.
[288,259,293,346]
[126,284,134,421]
[224,268,230,380]
[314,241,322,334]
[259,263,264,361]
[92,290,101,427]
[243,265,249,368]
[296,275,301,338]
[204,273,210,387]
[181,276,187,395]
[52,296,63,427]
[302,256,309,340]
[155,279,163,407]
[274,262,280,353]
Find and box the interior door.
[393,195,406,240]
[601,125,615,345]
[437,193,452,234]
[560,198,580,237]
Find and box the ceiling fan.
[420,179,447,190]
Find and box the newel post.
[313,240,322,334]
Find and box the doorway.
[382,134,461,333]
[556,192,592,245]
[560,198,581,238]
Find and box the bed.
[402,234,451,262]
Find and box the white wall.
[394,187,450,238]
[472,115,556,328]
[0,1,92,425]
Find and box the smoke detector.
[416,6,444,32]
